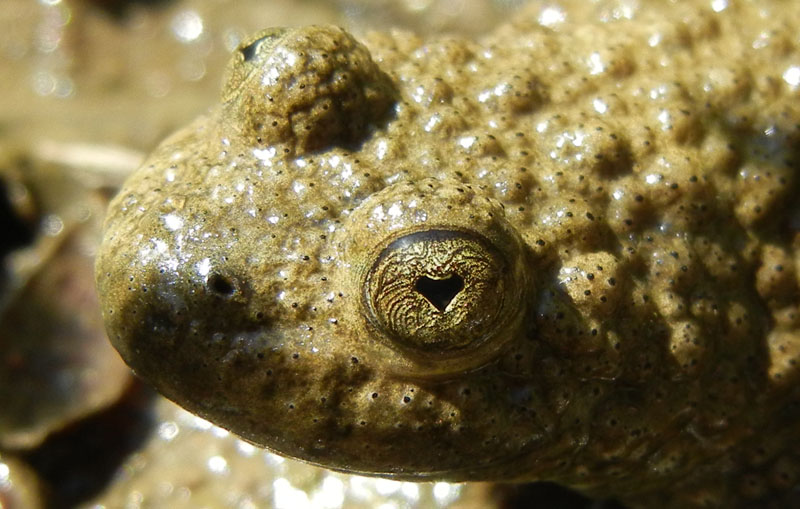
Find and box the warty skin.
[96,3,800,506]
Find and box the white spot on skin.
[424,114,441,132]
[253,147,277,163]
[612,2,635,20]
[783,66,800,88]
[593,98,608,114]
[263,66,281,86]
[649,84,668,99]
[376,139,388,160]
[282,50,297,67]
[558,265,578,284]
[458,136,476,149]
[151,239,168,256]
[752,30,771,49]
[588,52,605,75]
[646,173,663,184]
[711,0,728,12]
[387,203,403,218]
[657,109,672,128]
[538,6,566,27]
[411,85,426,103]
[193,259,211,279]
[163,213,184,231]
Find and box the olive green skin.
[97,5,800,506]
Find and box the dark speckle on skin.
[97,6,800,507]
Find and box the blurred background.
[0,1,622,507]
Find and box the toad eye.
[222,28,289,101]
[364,230,515,354]
[340,178,531,373]
[239,33,273,62]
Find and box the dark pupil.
[414,274,464,312]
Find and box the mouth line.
[291,434,550,482]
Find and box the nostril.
[415,274,464,312]
[207,274,236,297]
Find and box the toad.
[96,2,800,506]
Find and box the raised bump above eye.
[220,26,396,155]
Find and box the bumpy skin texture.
[96,4,800,507]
